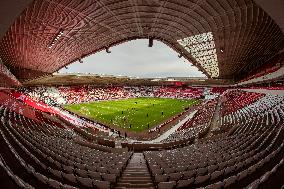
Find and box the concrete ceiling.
[0,0,283,83]
[0,0,33,40]
[254,0,284,34]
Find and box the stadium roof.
[0,0,284,84]
[22,73,233,87]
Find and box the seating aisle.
[242,88,284,96]
[115,153,155,189]
[148,110,198,143]
[207,96,222,137]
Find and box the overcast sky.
[59,39,206,78]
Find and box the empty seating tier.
[0,90,283,188]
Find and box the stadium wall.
[0,58,21,87]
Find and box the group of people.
[21,85,206,106]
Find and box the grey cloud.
[59,39,206,78]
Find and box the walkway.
[146,110,198,143]
[242,89,284,96]
[206,96,222,137]
[114,153,154,189]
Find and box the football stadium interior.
[0,0,284,189]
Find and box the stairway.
[206,96,222,137]
[115,153,155,189]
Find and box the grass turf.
[64,97,199,132]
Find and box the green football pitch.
[64,97,199,132]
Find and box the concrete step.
[120,176,152,180]
[116,183,154,188]
[118,180,152,184]
[114,153,154,189]
[115,187,155,189]
[124,169,148,171]
[121,174,151,179]
[123,171,150,174]
[123,172,149,174]
[123,174,151,178]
